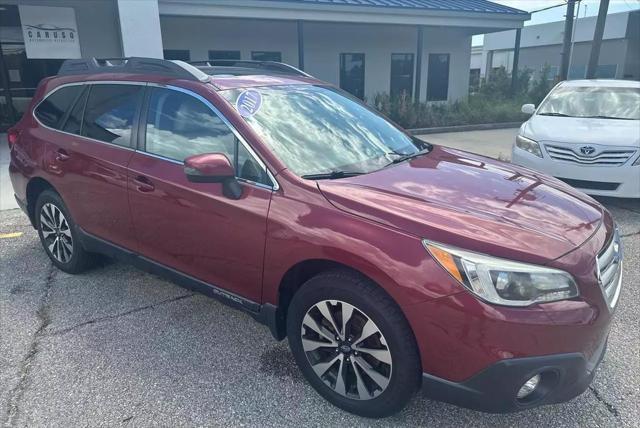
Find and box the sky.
[472,0,640,45]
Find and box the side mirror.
[521,104,536,115]
[184,153,242,199]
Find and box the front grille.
[597,229,623,309]
[545,144,636,166]
[556,177,620,191]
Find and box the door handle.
[133,175,155,193]
[56,149,71,162]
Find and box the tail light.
[7,128,20,148]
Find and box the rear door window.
[61,87,88,135]
[34,85,83,129]
[82,84,143,147]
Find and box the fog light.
[517,374,541,399]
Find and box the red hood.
[318,146,603,264]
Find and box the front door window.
[144,87,270,185]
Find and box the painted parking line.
[0,232,23,239]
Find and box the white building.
[0,0,530,126]
[471,10,640,82]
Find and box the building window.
[596,64,617,79]
[340,53,365,100]
[469,69,481,92]
[568,65,586,80]
[209,50,241,60]
[427,54,450,101]
[390,53,414,98]
[252,51,282,62]
[164,49,190,61]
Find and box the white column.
[117,0,163,58]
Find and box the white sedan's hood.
[523,115,640,147]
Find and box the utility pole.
[586,0,609,78]
[559,0,576,81]
[568,0,582,77]
[510,28,522,95]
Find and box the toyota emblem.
[579,146,596,156]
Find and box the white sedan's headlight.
[515,135,543,158]
[423,241,579,307]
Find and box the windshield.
[221,85,425,177]
[537,86,640,120]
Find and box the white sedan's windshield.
[538,86,640,120]
[221,85,425,177]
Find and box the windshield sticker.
[236,90,263,118]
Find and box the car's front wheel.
[35,189,93,274]
[287,270,421,418]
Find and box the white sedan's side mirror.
[521,104,536,115]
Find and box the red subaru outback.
[8,58,621,418]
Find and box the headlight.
[423,241,579,307]
[515,135,542,158]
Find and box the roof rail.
[58,57,210,82]
[189,60,312,77]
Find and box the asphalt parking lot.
[1,130,639,427]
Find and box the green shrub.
[373,93,530,129]
[373,65,554,129]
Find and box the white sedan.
[513,79,640,198]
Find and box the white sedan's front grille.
[596,229,623,309]
[545,144,636,166]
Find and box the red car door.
[39,83,143,251]
[127,86,274,302]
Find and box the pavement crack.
[609,203,640,215]
[620,230,639,239]
[3,262,56,427]
[45,293,196,337]
[589,386,620,418]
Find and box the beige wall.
[160,16,473,102]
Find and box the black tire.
[287,269,421,418]
[35,189,94,274]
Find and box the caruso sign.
[19,5,81,59]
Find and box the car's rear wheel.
[287,270,421,418]
[35,190,93,274]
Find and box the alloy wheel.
[300,300,392,400]
[40,203,73,263]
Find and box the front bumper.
[421,337,607,413]
[512,146,640,198]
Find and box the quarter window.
[82,84,142,147]
[144,88,270,185]
[34,85,83,129]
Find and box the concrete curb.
[407,122,523,135]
